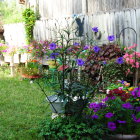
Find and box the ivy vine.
[22,8,36,44]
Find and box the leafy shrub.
[38,116,108,140]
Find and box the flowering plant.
[20,59,42,76]
[87,81,140,135]
[21,41,50,57]
[0,43,17,56]
[0,43,8,55]
[123,44,140,68]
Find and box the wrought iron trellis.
[117,27,138,86]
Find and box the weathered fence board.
[3,8,140,51]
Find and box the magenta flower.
[108,122,116,131]
[105,112,114,118]
[108,35,115,41]
[92,27,98,32]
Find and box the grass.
[0,72,51,140]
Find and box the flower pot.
[109,134,139,140]
[21,74,42,79]
[46,95,65,114]
[47,95,88,115]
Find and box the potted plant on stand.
[35,27,95,116]
[20,59,43,79]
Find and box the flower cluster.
[0,43,16,55]
[123,44,140,68]
[87,81,140,133]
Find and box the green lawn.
[0,74,51,140]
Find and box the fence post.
[10,55,15,76]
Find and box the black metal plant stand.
[117,27,138,86]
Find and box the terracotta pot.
[21,74,42,79]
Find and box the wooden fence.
[34,8,140,51]
[3,8,140,51]
[26,0,140,19]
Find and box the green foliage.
[102,59,133,84]
[0,1,24,24]
[39,116,107,140]
[22,8,36,44]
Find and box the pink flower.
[118,87,123,90]
[128,44,137,49]
[136,62,139,68]
[136,53,140,57]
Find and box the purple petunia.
[83,45,89,50]
[73,42,80,46]
[92,27,98,32]
[91,114,98,119]
[135,107,140,112]
[117,120,126,124]
[103,61,107,65]
[49,43,56,50]
[108,122,116,131]
[122,103,133,109]
[76,59,85,66]
[50,52,59,59]
[89,102,106,112]
[89,103,100,109]
[93,46,101,53]
[116,57,124,64]
[105,112,114,118]
[131,88,140,97]
[98,102,107,108]
[102,97,108,102]
[121,80,125,84]
[108,35,115,41]
[132,114,140,123]
[110,96,116,100]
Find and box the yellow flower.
[136,99,139,101]
[128,87,134,91]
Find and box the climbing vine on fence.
[22,8,36,44]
